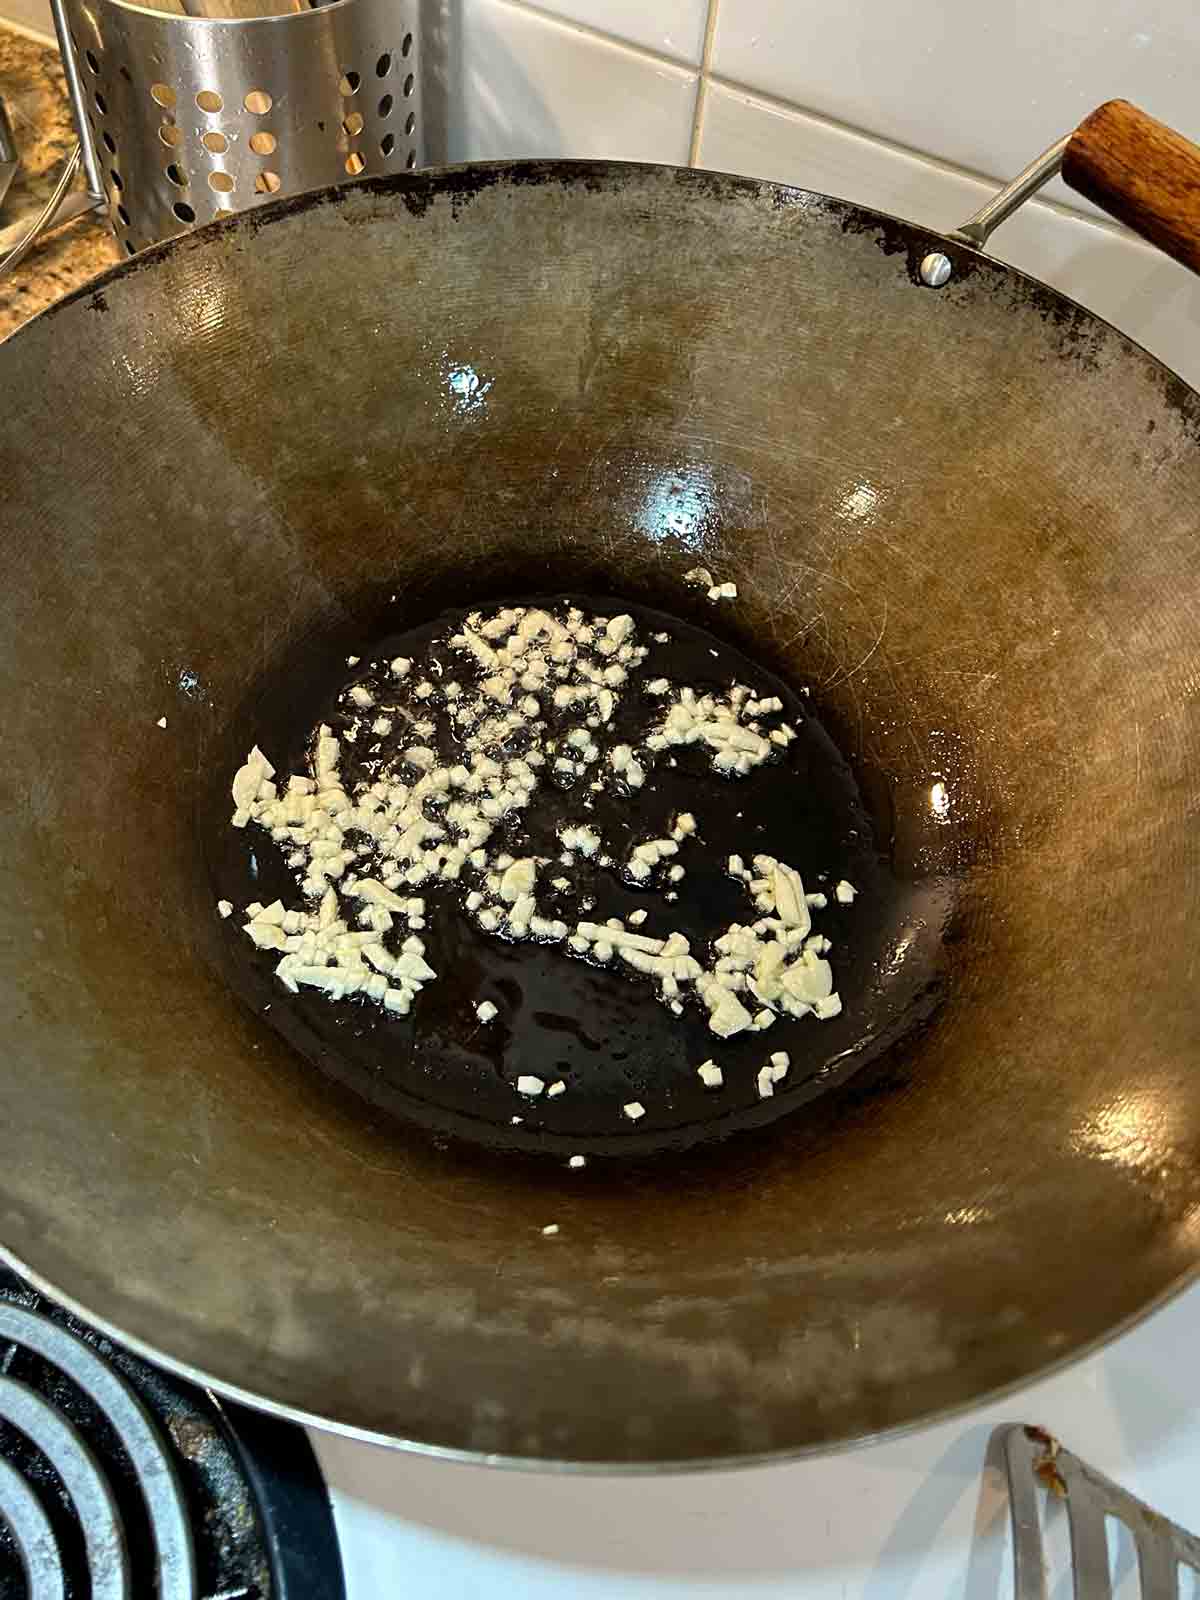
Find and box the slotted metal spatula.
[1001,1424,1200,1599]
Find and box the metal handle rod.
[48,0,104,202]
[0,187,99,255]
[950,134,1070,250]
[0,144,83,278]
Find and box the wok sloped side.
[1,162,1199,1465]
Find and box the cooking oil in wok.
[206,596,947,1157]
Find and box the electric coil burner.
[0,1269,345,1599]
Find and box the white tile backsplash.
[449,0,697,165]
[707,0,1200,220]
[516,0,709,66]
[698,81,1200,391]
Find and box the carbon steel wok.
[2,100,1200,1468]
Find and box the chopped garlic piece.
[560,824,601,856]
[542,1223,559,1236]
[610,744,646,789]
[697,1060,723,1088]
[771,861,811,934]
[476,1000,498,1023]
[516,1075,545,1097]
[230,745,275,826]
[499,858,537,903]
[568,1155,586,1169]
[217,899,233,918]
[835,879,857,904]
[698,977,754,1039]
[351,879,408,913]
[623,1101,646,1121]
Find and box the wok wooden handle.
[1062,100,1200,275]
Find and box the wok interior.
[1,163,1199,1464]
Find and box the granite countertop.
[0,25,119,339]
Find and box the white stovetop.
[310,1278,1200,1599]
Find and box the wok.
[2,100,1200,1467]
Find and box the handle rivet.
[919,251,953,288]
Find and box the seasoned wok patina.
[0,162,1198,1465]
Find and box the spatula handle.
[1062,99,1200,276]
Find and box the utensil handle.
[1062,99,1200,275]
[48,0,104,204]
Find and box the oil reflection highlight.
[441,355,493,416]
[1073,1090,1176,1175]
[639,465,715,549]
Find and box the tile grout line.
[706,71,1031,185]
[703,71,1141,242]
[494,0,700,76]
[688,0,721,166]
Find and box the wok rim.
[4,1241,1195,1472]
[26,156,1200,422]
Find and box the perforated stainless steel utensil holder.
[51,0,422,257]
